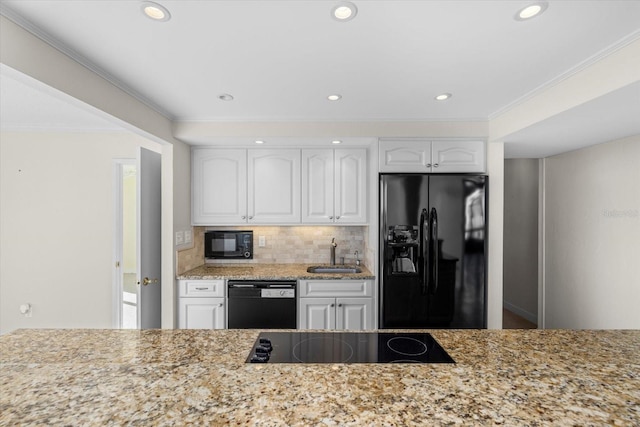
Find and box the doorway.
[114,160,138,328]
[113,147,162,329]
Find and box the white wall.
[543,135,640,329]
[0,131,159,334]
[486,142,504,329]
[503,159,539,323]
[172,139,191,240]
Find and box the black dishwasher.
[227,280,297,329]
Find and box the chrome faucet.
[330,238,337,265]
[354,250,361,266]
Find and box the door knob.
[142,277,159,286]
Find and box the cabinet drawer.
[299,280,372,298]
[178,280,225,297]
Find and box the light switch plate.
[175,231,184,245]
[184,229,193,244]
[258,236,266,247]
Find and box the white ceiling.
[1,0,639,157]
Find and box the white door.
[431,141,486,173]
[334,149,367,224]
[336,298,372,330]
[138,147,162,329]
[248,149,301,223]
[192,148,247,224]
[299,298,335,329]
[378,140,431,172]
[178,298,225,329]
[301,149,334,223]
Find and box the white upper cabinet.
[431,141,486,173]
[379,140,485,173]
[192,148,247,225]
[301,149,334,223]
[378,140,430,172]
[193,147,366,226]
[247,149,301,224]
[334,149,367,224]
[302,148,367,224]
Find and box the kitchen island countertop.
[177,262,375,280]
[1,328,638,425]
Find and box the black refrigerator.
[379,174,487,329]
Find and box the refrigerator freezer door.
[380,175,430,327]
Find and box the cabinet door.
[431,141,485,173]
[299,298,336,329]
[336,298,372,331]
[178,297,225,329]
[192,149,247,225]
[334,149,367,224]
[301,149,334,223]
[379,140,430,172]
[248,149,301,224]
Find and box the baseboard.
[504,301,538,324]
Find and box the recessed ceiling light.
[331,1,358,22]
[435,93,452,101]
[141,1,171,22]
[332,140,342,144]
[218,93,234,101]
[255,140,265,144]
[515,2,548,21]
[327,94,342,101]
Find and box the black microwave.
[205,231,253,259]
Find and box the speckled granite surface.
[1,329,638,426]
[177,263,375,280]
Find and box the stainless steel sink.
[306,266,362,274]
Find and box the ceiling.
[1,0,639,157]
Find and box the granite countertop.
[1,329,638,425]
[177,263,375,280]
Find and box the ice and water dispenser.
[386,225,419,274]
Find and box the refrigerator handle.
[420,208,428,295]
[430,207,439,295]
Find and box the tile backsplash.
[177,226,369,273]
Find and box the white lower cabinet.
[298,280,373,330]
[177,280,226,329]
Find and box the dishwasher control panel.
[261,289,295,298]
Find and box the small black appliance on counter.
[205,230,253,259]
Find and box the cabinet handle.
[338,303,343,307]
[336,216,341,220]
[249,216,253,220]
[241,216,246,220]
[330,303,335,307]
[218,303,223,307]
[329,216,334,220]
[426,163,432,168]
[195,287,209,290]
[433,163,439,168]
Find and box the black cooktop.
[246,332,455,364]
